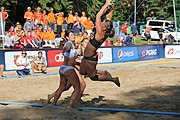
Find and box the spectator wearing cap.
[56,12,64,37]
[24,7,33,22]
[15,22,22,32]
[31,51,46,74]
[23,17,34,32]
[15,51,30,76]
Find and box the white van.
[146,20,173,28]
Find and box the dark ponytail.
[104,19,115,37]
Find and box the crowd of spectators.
[2,6,96,49]
[1,6,140,49]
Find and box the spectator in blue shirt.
[123,34,133,46]
[23,18,34,32]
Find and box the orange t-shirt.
[34,12,42,20]
[84,20,93,30]
[48,12,55,23]
[80,16,87,24]
[24,11,33,20]
[76,36,83,43]
[67,14,74,23]
[2,12,8,20]
[57,16,64,26]
[61,31,65,38]
[42,32,49,40]
[42,14,48,26]
[48,31,55,40]
[74,16,79,22]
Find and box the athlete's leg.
[64,69,80,109]
[74,68,86,103]
[53,74,67,106]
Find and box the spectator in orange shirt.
[76,31,83,44]
[0,7,9,35]
[48,8,55,31]
[42,10,48,29]
[61,28,66,39]
[41,28,49,43]
[104,40,113,46]
[43,27,55,48]
[114,38,122,46]
[67,10,74,30]
[80,11,87,32]
[24,7,33,22]
[74,12,80,23]
[83,17,94,36]
[56,12,64,37]
[34,7,42,21]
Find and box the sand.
[0,59,180,120]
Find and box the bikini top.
[63,41,77,58]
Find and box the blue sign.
[113,47,138,62]
[138,45,160,60]
[113,21,120,36]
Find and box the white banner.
[97,48,112,63]
[165,45,180,58]
[5,51,47,70]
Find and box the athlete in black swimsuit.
[80,0,120,87]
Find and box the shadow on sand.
[1,86,180,120]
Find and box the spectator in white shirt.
[15,51,30,76]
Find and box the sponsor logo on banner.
[165,45,180,58]
[113,47,138,62]
[97,48,112,63]
[5,51,46,70]
[138,46,160,60]
[97,51,103,60]
[142,49,157,57]
[55,53,64,62]
[118,50,134,59]
[47,50,64,67]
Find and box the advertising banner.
[97,48,112,63]
[165,45,180,58]
[5,51,46,70]
[47,50,64,67]
[138,45,160,60]
[113,47,138,62]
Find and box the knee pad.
[90,75,99,81]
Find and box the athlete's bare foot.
[66,104,72,109]
[114,77,120,87]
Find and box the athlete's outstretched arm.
[107,4,114,20]
[96,0,113,34]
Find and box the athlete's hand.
[105,0,112,6]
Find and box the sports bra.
[35,57,44,64]
[63,41,77,58]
